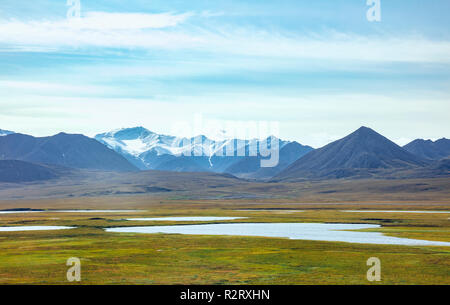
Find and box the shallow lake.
[343,210,450,214]
[235,210,303,213]
[0,226,75,232]
[51,210,142,213]
[105,223,450,246]
[127,217,246,221]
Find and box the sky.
[0,0,449,148]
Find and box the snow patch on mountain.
[0,129,14,137]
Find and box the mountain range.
[95,127,312,178]
[0,126,449,183]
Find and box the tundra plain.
[0,178,449,285]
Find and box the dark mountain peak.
[274,127,428,181]
[348,126,385,140]
[53,132,84,138]
[327,127,402,157]
[354,126,375,133]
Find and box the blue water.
[106,223,450,246]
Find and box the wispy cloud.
[0,12,199,50]
[3,11,192,30]
[0,80,115,96]
[68,11,193,30]
[1,13,450,64]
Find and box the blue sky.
[0,0,449,147]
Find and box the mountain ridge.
[0,133,138,172]
[403,138,450,160]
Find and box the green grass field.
[0,198,449,285]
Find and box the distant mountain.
[95,127,180,169]
[0,133,138,172]
[274,127,429,181]
[0,129,14,137]
[403,138,450,160]
[0,160,63,183]
[95,127,303,175]
[225,141,314,179]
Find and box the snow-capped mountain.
[0,129,14,136]
[95,127,301,174]
[96,127,184,158]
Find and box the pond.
[127,217,247,221]
[105,223,450,246]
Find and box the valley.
[0,197,449,284]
